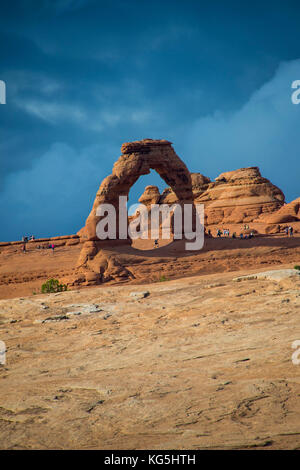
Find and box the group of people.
[36,244,55,251]
[21,235,35,243]
[284,226,294,237]
[206,224,295,239]
[21,234,55,253]
[216,228,231,237]
[206,228,254,240]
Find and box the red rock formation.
[76,139,193,283]
[80,139,193,243]
[198,167,285,225]
[154,166,285,225]
[142,167,285,225]
[138,185,161,206]
[256,197,300,224]
[75,138,287,286]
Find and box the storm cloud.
[1,0,300,241]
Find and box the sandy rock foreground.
[0,268,300,449]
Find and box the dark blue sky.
[1,0,300,241]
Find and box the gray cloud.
[0,142,114,240]
[184,58,300,202]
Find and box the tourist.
[289,226,294,237]
[154,239,159,248]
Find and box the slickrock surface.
[234,269,300,282]
[0,268,300,449]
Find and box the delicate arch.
[81,139,193,241]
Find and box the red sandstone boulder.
[138,185,161,206]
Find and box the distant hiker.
[51,244,55,252]
[232,232,237,239]
[154,239,159,248]
[240,233,244,239]
[285,227,289,236]
[289,226,294,237]
[217,229,222,237]
[22,244,26,253]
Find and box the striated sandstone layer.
[198,167,285,225]
[256,197,300,224]
[148,166,285,225]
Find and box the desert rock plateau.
[1,266,300,449]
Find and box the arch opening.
[127,170,176,251]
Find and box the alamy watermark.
[0,341,6,365]
[96,197,205,251]
[291,80,300,104]
[0,80,6,104]
[291,340,300,365]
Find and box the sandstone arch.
[76,139,194,283]
[80,139,193,242]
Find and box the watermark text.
[0,80,6,104]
